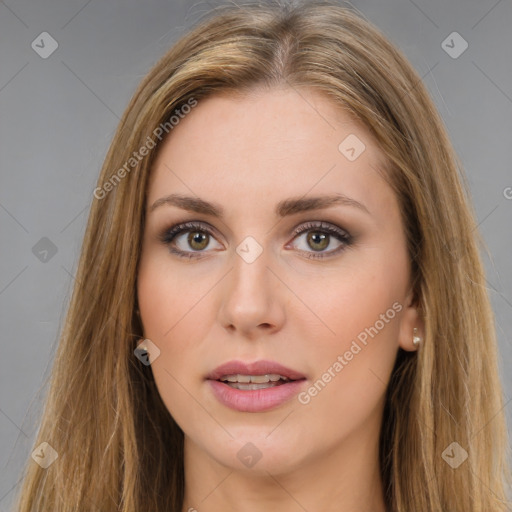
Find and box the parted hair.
[14,1,511,510]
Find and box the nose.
[217,244,286,339]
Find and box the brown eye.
[288,221,353,260]
[159,221,222,259]
[306,232,330,251]
[187,231,209,251]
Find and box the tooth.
[219,374,292,384]
[230,382,279,390]
[250,375,270,383]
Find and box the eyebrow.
[149,192,370,217]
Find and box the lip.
[206,359,307,412]
[206,359,306,381]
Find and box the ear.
[398,286,424,352]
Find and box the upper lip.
[206,360,306,381]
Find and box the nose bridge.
[230,237,273,305]
[218,235,285,334]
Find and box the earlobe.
[412,327,422,347]
[398,288,425,352]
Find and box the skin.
[137,86,424,512]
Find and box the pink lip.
[206,359,306,381]
[206,359,307,413]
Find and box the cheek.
[300,269,402,419]
[136,253,220,429]
[288,300,399,453]
[295,254,405,406]
[137,247,215,339]
[305,252,403,343]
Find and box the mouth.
[217,373,296,390]
[206,360,307,412]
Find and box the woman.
[14,1,511,510]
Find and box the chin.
[198,424,308,475]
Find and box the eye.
[287,221,353,259]
[158,221,222,259]
[158,220,353,260]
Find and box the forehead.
[147,87,397,224]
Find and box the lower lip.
[208,379,306,412]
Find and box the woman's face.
[137,87,421,475]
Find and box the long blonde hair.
[13,1,511,510]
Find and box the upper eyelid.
[291,220,350,237]
[159,220,352,261]
[164,221,222,241]
[161,220,350,245]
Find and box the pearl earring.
[412,327,422,347]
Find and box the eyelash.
[158,220,353,260]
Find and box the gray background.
[1,0,511,509]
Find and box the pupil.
[308,232,328,251]
[189,232,208,250]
